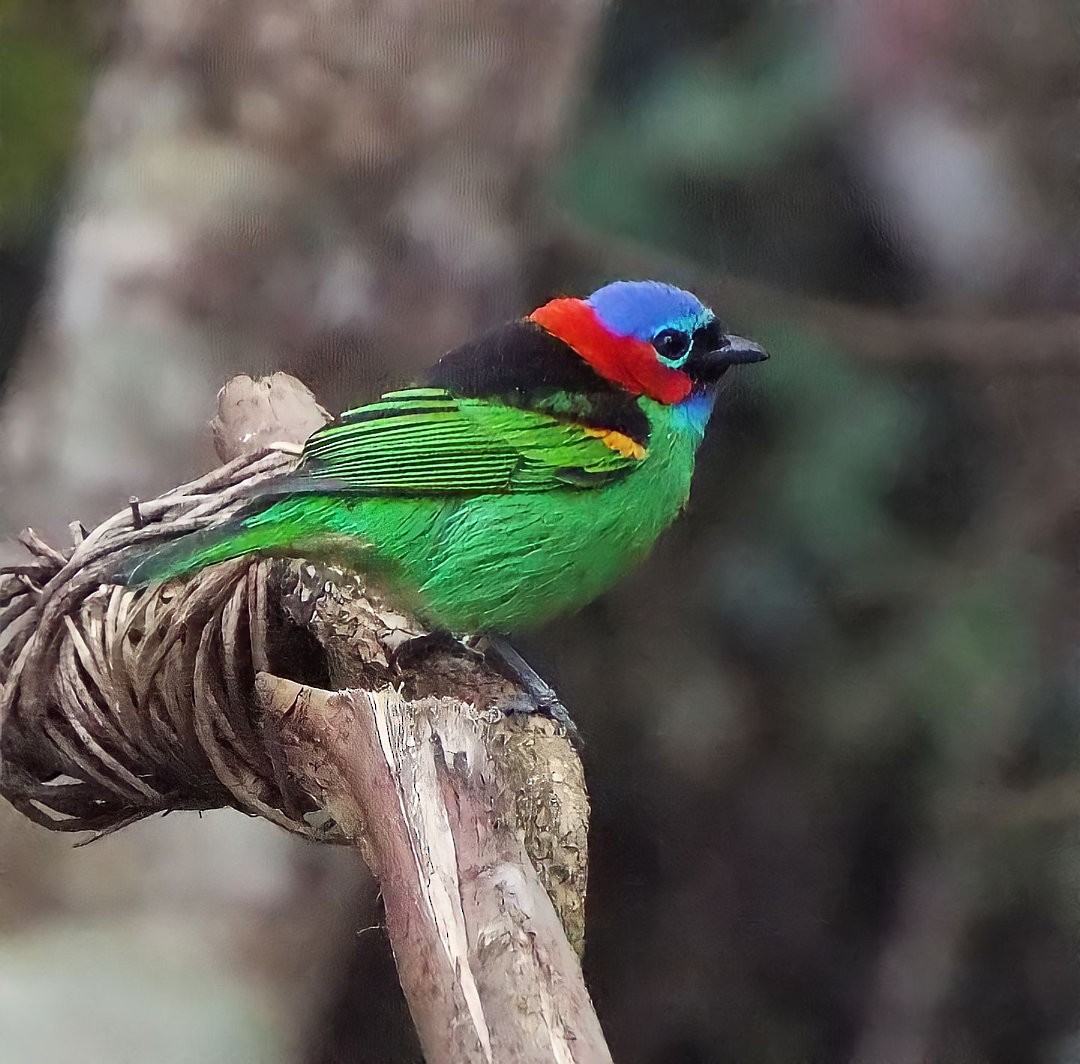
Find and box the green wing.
[278,387,644,496]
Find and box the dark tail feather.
[105,510,280,587]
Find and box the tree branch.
[258,676,606,1063]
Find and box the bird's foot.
[471,635,582,746]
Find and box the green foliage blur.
[0,0,91,385]
[0,1,87,231]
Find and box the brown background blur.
[1,2,1079,1062]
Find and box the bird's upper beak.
[686,327,769,383]
[715,335,769,366]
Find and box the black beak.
[715,335,769,366]
[686,327,769,383]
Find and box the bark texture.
[259,677,603,1062]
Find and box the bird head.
[530,280,768,406]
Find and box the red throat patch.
[529,298,692,405]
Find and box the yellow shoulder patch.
[583,427,647,460]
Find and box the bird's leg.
[470,635,581,745]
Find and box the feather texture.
[276,387,640,495]
[117,396,697,632]
[530,299,693,405]
[237,396,698,631]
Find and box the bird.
[113,280,767,635]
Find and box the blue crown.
[586,280,712,341]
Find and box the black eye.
[652,328,691,364]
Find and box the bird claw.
[393,632,581,744]
[472,635,582,746]
[492,691,582,746]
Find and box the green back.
[273,387,642,496]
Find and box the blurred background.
[1,1,1079,1061]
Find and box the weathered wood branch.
[258,677,603,1062]
[0,373,605,1060]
